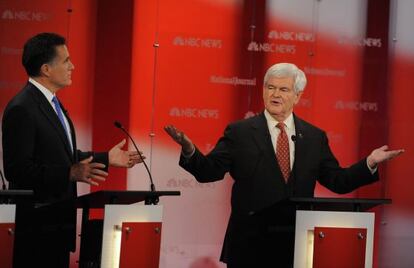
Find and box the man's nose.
[271,88,281,96]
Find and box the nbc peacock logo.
[2,10,13,20]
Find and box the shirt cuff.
[366,159,378,174]
[181,147,196,159]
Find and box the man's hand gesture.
[367,145,404,168]
[70,156,107,186]
[109,139,145,168]
[164,125,195,155]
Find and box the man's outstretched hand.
[109,139,145,168]
[164,125,195,155]
[367,145,404,168]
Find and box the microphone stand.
[0,169,6,190]
[114,121,158,205]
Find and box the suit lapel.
[250,113,276,158]
[251,112,286,183]
[249,113,312,185]
[28,84,74,159]
[60,102,77,155]
[292,114,309,176]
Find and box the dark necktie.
[276,122,290,182]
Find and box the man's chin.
[268,108,283,115]
[267,109,288,120]
[57,81,72,90]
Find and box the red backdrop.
[1,0,413,267]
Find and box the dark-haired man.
[2,32,142,267]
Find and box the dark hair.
[22,32,66,77]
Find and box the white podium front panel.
[0,205,15,222]
[294,210,374,268]
[100,204,163,268]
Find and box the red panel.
[313,227,367,268]
[0,223,15,268]
[129,0,247,149]
[119,222,162,268]
[89,0,134,220]
[91,0,134,193]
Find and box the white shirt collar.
[28,77,55,103]
[264,109,295,131]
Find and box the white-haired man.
[165,63,403,267]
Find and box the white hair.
[263,63,307,93]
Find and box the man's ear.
[39,63,51,77]
[294,91,303,104]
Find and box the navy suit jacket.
[2,82,108,251]
[180,112,378,264]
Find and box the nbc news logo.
[1,9,49,21]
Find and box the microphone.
[114,121,158,204]
[291,133,303,142]
[0,169,6,190]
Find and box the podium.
[290,197,391,268]
[0,190,33,268]
[74,190,180,268]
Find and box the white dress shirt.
[29,78,73,151]
[264,110,295,170]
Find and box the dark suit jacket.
[180,112,378,265]
[2,82,108,251]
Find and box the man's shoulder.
[294,115,325,136]
[228,112,264,129]
[4,83,38,113]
